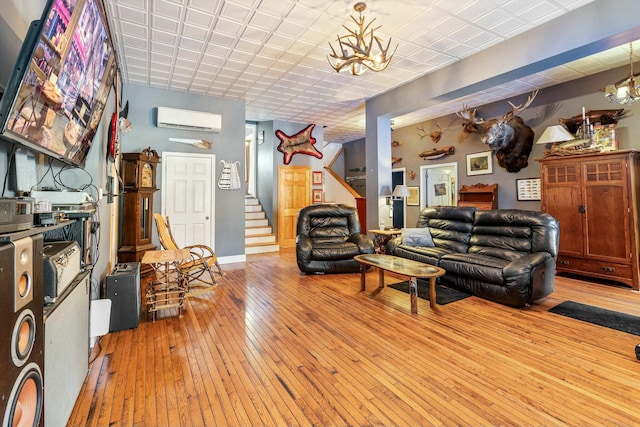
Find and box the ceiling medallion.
[327,2,398,76]
[605,43,640,104]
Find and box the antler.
[456,105,485,126]
[505,89,539,120]
[416,125,428,139]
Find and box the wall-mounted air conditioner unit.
[157,106,222,132]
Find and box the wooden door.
[161,152,215,250]
[540,161,583,258]
[582,157,630,262]
[278,166,311,248]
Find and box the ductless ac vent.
[157,106,222,133]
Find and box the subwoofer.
[0,235,44,427]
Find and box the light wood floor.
[69,249,640,427]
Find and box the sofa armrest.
[504,252,549,276]
[296,234,313,265]
[385,235,402,254]
[348,233,375,254]
[503,252,555,302]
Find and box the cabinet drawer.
[556,255,632,280]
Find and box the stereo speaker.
[105,262,141,332]
[0,235,44,427]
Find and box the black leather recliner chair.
[296,204,374,274]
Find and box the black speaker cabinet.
[106,263,141,332]
[0,234,44,427]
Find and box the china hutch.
[538,150,640,290]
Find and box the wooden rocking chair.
[153,213,224,294]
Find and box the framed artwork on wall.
[407,186,420,206]
[592,124,618,152]
[516,178,541,201]
[466,151,493,176]
[312,189,323,203]
[313,170,323,185]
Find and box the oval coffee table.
[354,254,446,314]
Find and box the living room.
[1,1,640,426]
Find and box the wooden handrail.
[324,166,363,200]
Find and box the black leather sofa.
[296,204,375,274]
[386,206,560,307]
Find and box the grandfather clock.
[118,148,160,275]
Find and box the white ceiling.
[104,0,635,144]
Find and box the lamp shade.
[392,184,410,198]
[535,125,575,145]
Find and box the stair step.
[245,204,262,213]
[245,197,259,206]
[245,234,276,245]
[246,218,269,227]
[245,212,265,220]
[245,226,273,236]
[246,242,280,255]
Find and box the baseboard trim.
[218,254,246,264]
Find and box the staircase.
[245,196,280,255]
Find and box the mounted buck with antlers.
[457,90,539,173]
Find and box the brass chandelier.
[605,43,640,104]
[327,2,397,76]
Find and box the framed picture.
[312,189,323,203]
[407,186,420,206]
[516,178,541,201]
[466,151,493,176]
[312,170,323,185]
[592,124,618,152]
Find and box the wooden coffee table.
[354,254,446,314]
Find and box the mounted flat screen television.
[0,0,116,166]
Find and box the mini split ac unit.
[157,106,221,132]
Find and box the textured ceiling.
[104,0,633,144]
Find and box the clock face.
[141,163,153,187]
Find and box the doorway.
[420,162,458,208]
[245,123,256,197]
[391,168,405,229]
[277,165,311,248]
[161,152,216,250]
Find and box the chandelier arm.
[326,2,396,75]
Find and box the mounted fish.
[391,140,404,147]
[456,90,538,173]
[419,146,455,160]
[392,157,402,166]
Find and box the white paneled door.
[161,152,215,250]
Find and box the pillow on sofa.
[401,227,434,247]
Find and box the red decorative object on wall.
[276,124,323,165]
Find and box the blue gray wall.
[122,84,246,258]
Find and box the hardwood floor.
[68,249,640,426]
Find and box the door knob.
[206,216,210,220]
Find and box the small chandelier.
[327,2,397,76]
[605,43,640,104]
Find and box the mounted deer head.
[456,90,538,173]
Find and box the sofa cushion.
[401,227,434,247]
[440,253,509,285]
[311,242,361,260]
[393,245,453,266]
